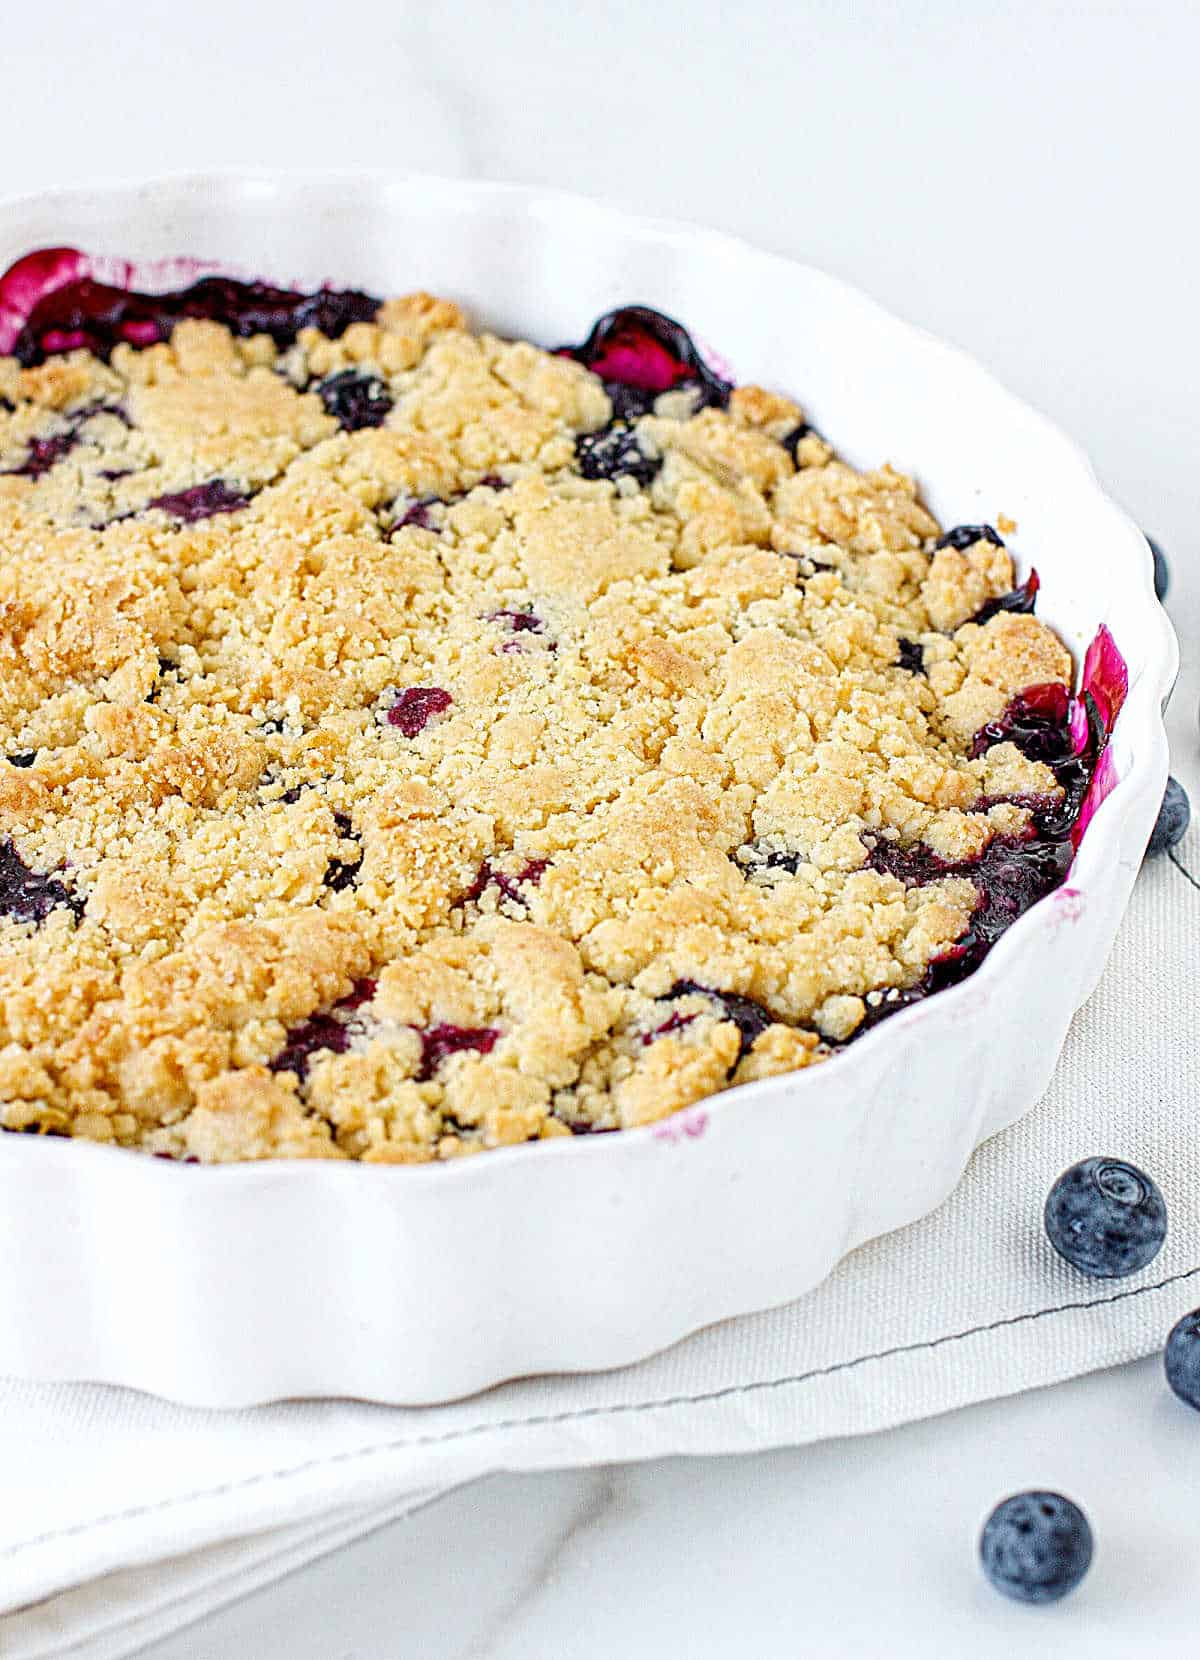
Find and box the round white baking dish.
[0,173,1178,1406]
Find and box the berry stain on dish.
[0,250,1132,1162]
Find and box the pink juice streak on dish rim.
[1070,623,1128,847]
[652,1107,709,1144]
[0,247,235,353]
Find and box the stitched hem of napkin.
[5,1259,1198,1564]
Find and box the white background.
[4,1,1198,1654]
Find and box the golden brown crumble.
[0,296,1073,1162]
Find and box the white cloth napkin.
[3,641,1196,1660]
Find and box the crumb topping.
[0,289,1075,1161]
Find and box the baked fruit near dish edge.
[0,249,1126,1162]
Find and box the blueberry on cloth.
[979,1492,1093,1605]
[1147,535,1169,601]
[1165,1309,1200,1410]
[1146,777,1190,856]
[1044,1157,1167,1278]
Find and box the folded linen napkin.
[2,669,1196,1660]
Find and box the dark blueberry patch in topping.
[487,608,545,635]
[970,569,1040,626]
[7,752,35,768]
[968,682,1072,765]
[847,680,1106,1040]
[1148,534,1169,601]
[390,494,441,534]
[0,838,83,925]
[147,480,250,522]
[3,429,78,479]
[269,978,376,1081]
[935,523,1005,551]
[781,551,837,586]
[461,857,549,907]
[1147,776,1190,856]
[13,274,380,366]
[667,979,774,1061]
[486,608,556,654]
[896,638,925,675]
[865,830,1076,951]
[641,1009,698,1046]
[558,305,732,411]
[316,369,393,432]
[574,423,661,487]
[387,477,508,538]
[324,811,363,893]
[385,686,452,737]
[780,422,813,462]
[416,1023,500,1082]
[603,382,657,423]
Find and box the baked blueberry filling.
[146,480,251,522]
[896,638,926,675]
[269,978,377,1081]
[384,686,452,737]
[416,1023,500,1082]
[780,421,813,462]
[666,979,775,1062]
[641,1008,698,1045]
[574,423,661,486]
[12,273,379,366]
[852,683,1102,1036]
[0,839,82,926]
[386,475,507,538]
[559,305,732,414]
[935,523,1005,551]
[970,569,1040,626]
[2,429,78,479]
[316,369,393,432]
[323,812,363,893]
[389,494,441,533]
[461,857,549,906]
[486,608,545,636]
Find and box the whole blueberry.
[1146,777,1190,856]
[979,1491,1093,1604]
[1164,1309,1200,1411]
[1044,1157,1167,1278]
[1146,535,1169,601]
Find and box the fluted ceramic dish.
[0,173,1178,1406]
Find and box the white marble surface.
[3,0,1199,1653]
[143,1360,1199,1659]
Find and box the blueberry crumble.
[0,256,1118,1161]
